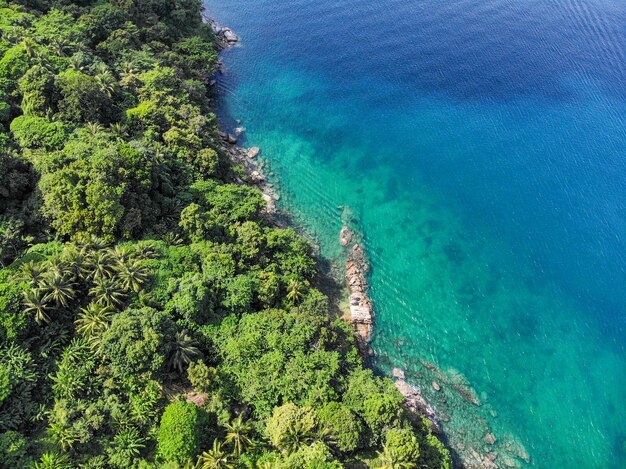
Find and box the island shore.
[207,15,530,469]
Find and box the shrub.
[317,402,363,453]
[9,115,67,149]
[266,403,318,453]
[157,400,209,464]
[383,428,420,464]
[363,393,401,434]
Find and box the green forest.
[0,0,452,467]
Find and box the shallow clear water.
[204,0,626,466]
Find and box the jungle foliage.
[0,0,452,467]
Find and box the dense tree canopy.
[0,0,452,467]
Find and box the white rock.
[247,147,260,159]
[223,29,239,42]
[392,368,405,380]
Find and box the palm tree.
[47,420,79,451]
[135,242,157,260]
[110,427,145,466]
[109,245,138,264]
[282,420,317,455]
[119,62,140,89]
[90,277,127,308]
[224,415,253,457]
[286,279,306,305]
[198,440,233,469]
[110,122,127,138]
[86,122,104,135]
[60,246,90,281]
[169,331,202,374]
[20,37,39,59]
[87,250,116,281]
[376,446,415,469]
[23,289,52,325]
[117,259,150,293]
[75,302,114,344]
[68,54,88,71]
[84,236,110,251]
[50,37,68,57]
[163,232,184,246]
[95,70,117,98]
[40,268,76,308]
[19,261,45,286]
[34,452,73,469]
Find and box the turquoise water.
[204,0,626,466]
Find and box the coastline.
[206,15,529,469]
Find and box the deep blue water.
[204,0,626,466]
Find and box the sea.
[204,0,626,466]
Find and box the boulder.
[392,368,405,380]
[223,29,239,42]
[339,226,354,247]
[484,433,497,445]
[247,147,261,159]
[349,294,361,306]
[431,381,441,392]
[227,134,238,144]
[350,304,372,324]
[395,380,440,430]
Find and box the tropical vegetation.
[0,0,452,467]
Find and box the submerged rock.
[467,446,500,469]
[484,433,497,445]
[227,134,238,144]
[432,380,441,392]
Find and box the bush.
[99,307,176,378]
[280,441,342,469]
[266,403,318,453]
[9,115,67,149]
[383,428,420,464]
[363,393,401,434]
[157,400,209,464]
[317,402,363,453]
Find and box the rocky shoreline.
[204,16,280,216]
[216,132,279,215]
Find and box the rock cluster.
[465,445,500,469]
[344,237,373,344]
[339,226,353,246]
[219,133,277,214]
[203,15,240,49]
[394,378,441,433]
